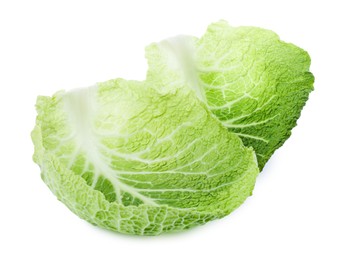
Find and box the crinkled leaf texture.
[32,79,258,235]
[32,21,313,236]
[146,21,314,169]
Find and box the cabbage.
[146,21,314,169]
[32,21,313,235]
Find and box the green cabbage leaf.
[32,79,258,235]
[146,21,314,169]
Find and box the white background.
[1,0,345,259]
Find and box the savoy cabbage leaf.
[146,20,314,169]
[32,79,258,235]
